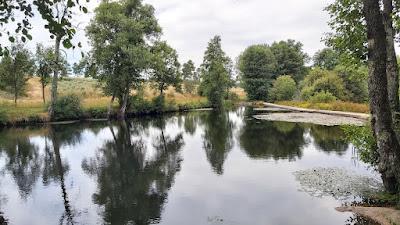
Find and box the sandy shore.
[336,206,400,225]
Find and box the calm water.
[0,107,378,225]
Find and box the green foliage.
[342,125,378,167]
[152,95,166,111]
[72,55,97,77]
[182,60,196,80]
[199,36,233,108]
[53,94,83,121]
[270,75,297,101]
[270,39,309,81]
[238,44,277,100]
[309,91,337,103]
[334,64,369,103]
[87,0,161,112]
[150,41,181,95]
[0,0,88,55]
[182,60,199,94]
[300,68,345,100]
[324,0,367,64]
[0,44,35,104]
[313,48,340,70]
[0,108,6,124]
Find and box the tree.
[199,36,232,108]
[334,64,369,103]
[182,60,196,80]
[270,75,297,101]
[0,44,34,105]
[35,44,54,103]
[0,0,88,55]
[313,48,340,70]
[270,39,308,81]
[149,41,181,96]
[325,0,400,114]
[238,44,277,101]
[72,55,97,77]
[363,0,400,194]
[181,60,197,94]
[86,0,161,119]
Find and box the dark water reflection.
[0,107,378,225]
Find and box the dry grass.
[1,77,242,123]
[276,101,370,114]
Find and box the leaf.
[8,36,15,42]
[62,39,73,49]
[82,7,88,13]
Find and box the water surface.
[0,107,378,225]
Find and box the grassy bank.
[0,77,245,126]
[275,101,370,114]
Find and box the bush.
[129,94,153,113]
[301,68,345,101]
[334,64,369,103]
[270,75,297,101]
[53,94,83,121]
[0,109,6,124]
[309,91,337,103]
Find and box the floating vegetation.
[293,167,383,200]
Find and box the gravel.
[293,167,383,200]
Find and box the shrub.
[0,108,6,124]
[334,64,369,103]
[270,75,297,101]
[53,94,83,121]
[301,68,345,101]
[152,95,166,111]
[309,91,337,103]
[129,94,153,113]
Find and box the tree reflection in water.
[81,118,184,225]
[309,125,349,155]
[239,117,307,161]
[200,110,234,175]
[0,128,42,199]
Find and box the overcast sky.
[15,0,334,67]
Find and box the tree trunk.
[42,81,46,103]
[363,0,400,194]
[50,128,73,223]
[117,89,129,120]
[49,37,61,120]
[383,0,400,116]
[107,95,115,119]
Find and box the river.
[0,107,379,225]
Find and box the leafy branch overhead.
[0,0,89,55]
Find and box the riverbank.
[0,99,213,127]
[253,102,369,126]
[0,77,246,126]
[275,100,370,114]
[336,206,400,225]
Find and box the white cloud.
[3,0,333,67]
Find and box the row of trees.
[237,40,308,100]
[237,41,369,104]
[0,43,69,104]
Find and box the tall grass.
[276,101,370,113]
[0,77,235,124]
